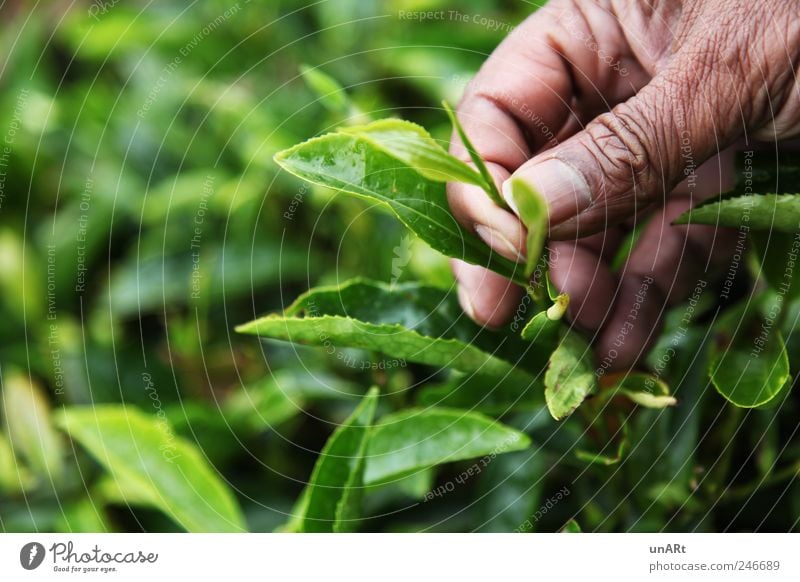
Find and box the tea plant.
[1,1,798,534]
[232,92,800,531]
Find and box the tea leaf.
[619,390,677,409]
[474,448,546,532]
[521,294,569,344]
[56,406,245,532]
[508,178,548,276]
[237,279,541,380]
[274,128,525,284]
[709,303,790,408]
[364,408,530,485]
[600,372,677,409]
[544,332,596,420]
[301,387,379,532]
[417,372,544,414]
[339,118,488,188]
[751,230,800,300]
[442,100,505,207]
[674,193,800,231]
[561,519,583,533]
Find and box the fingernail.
[457,284,477,320]
[504,158,592,223]
[474,224,525,264]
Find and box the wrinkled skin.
[448,0,800,369]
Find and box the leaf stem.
[442,100,507,209]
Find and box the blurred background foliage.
[0,0,797,533]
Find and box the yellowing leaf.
[544,332,596,420]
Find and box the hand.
[448,0,800,369]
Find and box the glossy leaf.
[509,178,548,276]
[751,230,800,300]
[56,406,245,532]
[237,278,542,380]
[274,127,525,284]
[300,387,379,532]
[339,119,487,188]
[417,372,544,414]
[674,193,800,232]
[709,302,791,408]
[442,100,505,207]
[364,408,530,485]
[561,519,582,533]
[544,332,596,420]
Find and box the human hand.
[448,0,800,369]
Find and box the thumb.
[503,60,743,239]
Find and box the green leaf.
[339,118,487,188]
[224,379,299,433]
[520,294,569,344]
[561,518,582,533]
[301,387,379,532]
[509,178,548,276]
[709,302,791,408]
[300,388,378,532]
[751,230,800,300]
[417,372,544,414]
[223,368,361,434]
[364,408,530,485]
[299,64,350,113]
[674,193,800,232]
[95,475,159,507]
[55,497,110,533]
[442,100,505,207]
[274,126,524,284]
[1,370,63,481]
[55,405,245,532]
[475,448,546,532]
[544,332,596,420]
[237,278,543,380]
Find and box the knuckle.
[580,105,660,202]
